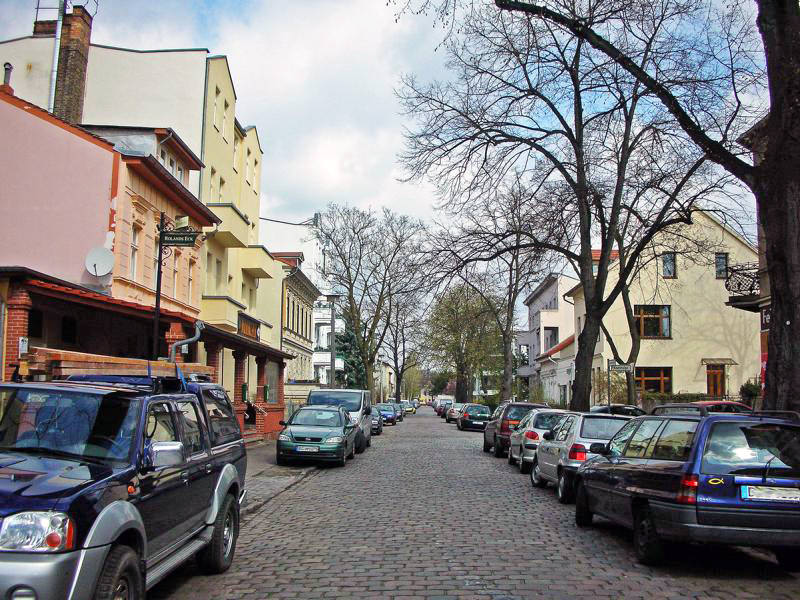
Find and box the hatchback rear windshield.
[308,391,362,412]
[533,412,564,430]
[505,405,532,420]
[701,421,800,476]
[580,416,629,440]
[466,405,490,415]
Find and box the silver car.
[507,409,568,474]
[446,403,465,423]
[532,413,631,503]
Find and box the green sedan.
[276,405,358,467]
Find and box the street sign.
[161,231,200,246]
[609,363,634,373]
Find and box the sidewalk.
[240,441,316,517]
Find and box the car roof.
[298,405,342,412]
[0,381,145,396]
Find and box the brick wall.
[53,7,92,124]
[3,285,32,382]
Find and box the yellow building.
[568,212,760,404]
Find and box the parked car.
[651,401,753,416]
[508,409,568,473]
[375,402,398,425]
[307,388,373,452]
[392,403,405,422]
[412,399,421,409]
[590,404,647,416]
[483,402,545,457]
[532,413,631,503]
[574,408,800,568]
[402,400,415,414]
[438,401,453,418]
[371,410,384,435]
[0,378,247,600]
[446,403,465,423]
[277,406,358,466]
[457,404,491,430]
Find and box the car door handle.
[205,464,213,474]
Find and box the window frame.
[650,418,698,462]
[142,400,184,460]
[621,418,665,459]
[634,366,673,394]
[633,305,671,339]
[176,400,209,457]
[662,252,677,279]
[715,252,729,279]
[130,226,140,282]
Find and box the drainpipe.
[169,321,205,363]
[47,0,65,114]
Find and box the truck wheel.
[197,493,239,574]
[94,545,143,600]
[633,506,665,565]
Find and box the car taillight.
[568,444,587,461]
[677,475,699,504]
[500,419,510,433]
[525,431,539,440]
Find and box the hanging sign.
[161,231,200,247]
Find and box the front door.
[706,364,726,397]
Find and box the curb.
[241,467,318,518]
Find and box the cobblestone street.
[152,409,800,599]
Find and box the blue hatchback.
[574,406,800,568]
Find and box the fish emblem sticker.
[708,478,724,485]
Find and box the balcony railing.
[725,262,760,297]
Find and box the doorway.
[706,364,726,397]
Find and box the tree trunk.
[395,372,403,402]
[570,312,601,411]
[455,368,471,404]
[365,364,375,398]
[500,335,514,402]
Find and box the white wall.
[0,37,57,110]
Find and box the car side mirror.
[279,420,287,427]
[543,430,554,441]
[145,441,184,470]
[589,442,609,455]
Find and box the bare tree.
[399,5,743,410]
[314,204,426,395]
[383,290,426,402]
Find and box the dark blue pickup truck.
[0,376,246,599]
[574,406,800,568]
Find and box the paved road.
[152,409,800,599]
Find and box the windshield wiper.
[762,455,777,484]
[0,446,103,463]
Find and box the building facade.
[568,212,761,405]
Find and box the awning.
[701,358,738,365]
[201,323,294,362]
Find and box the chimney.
[52,6,93,123]
[1,63,13,95]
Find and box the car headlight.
[0,512,75,552]
[326,436,344,443]
[278,433,291,441]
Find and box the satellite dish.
[85,247,115,277]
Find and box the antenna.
[85,246,114,277]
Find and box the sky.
[0,0,448,224]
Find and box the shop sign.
[238,313,260,340]
[161,231,200,247]
[760,306,771,332]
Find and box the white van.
[307,389,373,453]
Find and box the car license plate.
[297,446,319,453]
[743,486,800,502]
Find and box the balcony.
[234,245,272,279]
[205,203,250,248]
[200,295,247,331]
[725,262,764,313]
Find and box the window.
[168,157,176,176]
[634,305,671,338]
[623,419,664,458]
[176,165,184,184]
[172,253,179,298]
[555,416,575,441]
[580,417,630,440]
[662,252,676,278]
[144,403,180,445]
[213,87,220,129]
[159,148,167,165]
[635,366,673,393]
[607,419,639,457]
[701,422,800,475]
[61,316,77,345]
[188,259,195,301]
[543,327,559,350]
[715,252,729,279]
[651,420,697,461]
[222,100,229,140]
[202,389,239,445]
[130,227,140,281]
[176,402,206,455]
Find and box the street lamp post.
[327,294,341,388]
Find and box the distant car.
[508,409,568,474]
[457,404,491,430]
[412,399,421,409]
[484,402,546,457]
[574,410,800,568]
[371,410,384,435]
[446,403,465,423]
[402,400,415,414]
[438,401,453,418]
[590,404,646,416]
[392,403,405,421]
[532,413,631,503]
[651,401,753,416]
[277,405,358,467]
[375,403,398,425]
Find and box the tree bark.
[395,372,404,402]
[570,312,601,411]
[500,334,514,402]
[455,367,471,404]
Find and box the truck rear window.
[580,416,628,440]
[701,422,800,476]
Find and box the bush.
[740,382,761,404]
[641,392,709,412]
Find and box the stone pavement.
[151,409,800,600]
[240,442,316,517]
